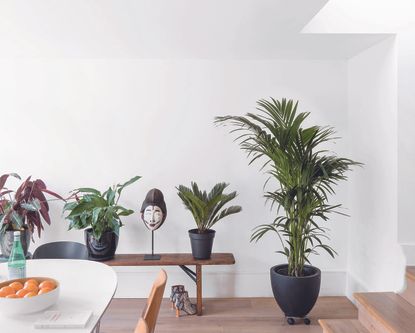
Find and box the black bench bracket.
[179,265,197,283]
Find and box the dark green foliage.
[176,182,242,233]
[216,98,361,277]
[63,176,140,240]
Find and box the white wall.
[3,0,399,299]
[397,29,415,254]
[0,58,350,297]
[304,0,415,264]
[346,37,405,297]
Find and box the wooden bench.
[102,253,235,315]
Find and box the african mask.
[140,188,167,231]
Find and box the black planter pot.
[188,229,215,259]
[0,228,32,258]
[270,264,321,318]
[85,229,119,261]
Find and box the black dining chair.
[32,241,89,260]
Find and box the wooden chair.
[135,269,167,333]
[134,318,149,333]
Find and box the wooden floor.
[101,297,357,333]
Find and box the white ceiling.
[0,0,390,59]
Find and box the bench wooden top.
[101,253,235,266]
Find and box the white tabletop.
[0,259,117,333]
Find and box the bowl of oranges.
[0,277,59,315]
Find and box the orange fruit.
[23,282,39,294]
[8,281,23,292]
[0,286,15,296]
[5,294,18,298]
[38,287,53,295]
[25,279,39,286]
[39,280,56,290]
[16,289,30,298]
[24,292,37,298]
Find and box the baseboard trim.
[401,243,415,265]
[346,272,369,302]
[112,267,347,298]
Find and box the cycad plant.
[176,182,242,233]
[216,98,361,277]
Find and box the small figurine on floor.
[169,285,197,316]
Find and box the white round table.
[0,259,117,333]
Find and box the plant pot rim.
[85,228,115,234]
[4,225,30,232]
[188,228,216,234]
[271,264,321,279]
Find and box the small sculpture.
[140,188,167,231]
[140,188,167,260]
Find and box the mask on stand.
[140,189,167,231]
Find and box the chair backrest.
[134,318,149,333]
[32,241,89,260]
[138,269,167,333]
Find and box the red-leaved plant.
[0,173,65,239]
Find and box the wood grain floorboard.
[100,297,357,333]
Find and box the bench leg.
[196,264,202,316]
[179,264,203,315]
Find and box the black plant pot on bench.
[85,229,119,261]
[189,229,216,260]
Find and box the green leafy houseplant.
[216,98,361,277]
[176,182,242,233]
[63,176,140,240]
[177,181,242,259]
[0,173,64,238]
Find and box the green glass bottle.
[8,231,26,279]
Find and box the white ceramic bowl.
[0,277,59,316]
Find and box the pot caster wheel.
[287,317,295,325]
[304,318,311,325]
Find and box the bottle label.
[8,266,26,280]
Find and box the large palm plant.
[176,182,242,233]
[216,98,360,277]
